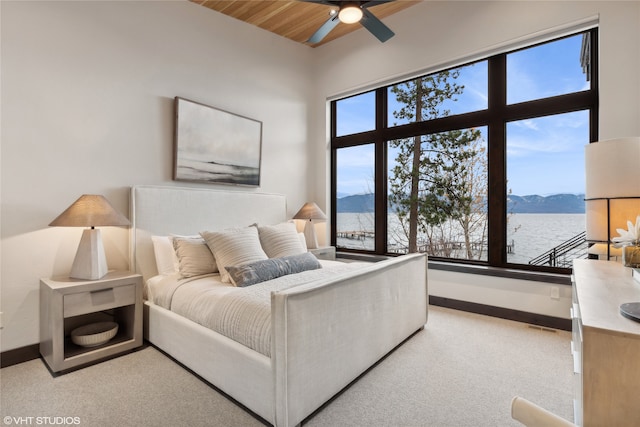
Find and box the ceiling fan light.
[338,5,363,24]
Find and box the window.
[331,30,598,274]
[388,61,488,126]
[336,144,375,251]
[388,127,488,261]
[336,91,376,136]
[507,34,590,105]
[506,111,590,267]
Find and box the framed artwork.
[174,97,262,186]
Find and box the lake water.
[336,212,586,264]
[506,213,586,264]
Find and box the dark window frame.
[330,29,599,275]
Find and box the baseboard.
[1,344,40,368]
[429,295,571,331]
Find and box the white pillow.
[151,236,179,275]
[172,236,218,278]
[258,222,306,258]
[201,227,268,283]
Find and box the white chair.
[511,396,576,427]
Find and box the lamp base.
[303,220,319,249]
[70,228,108,280]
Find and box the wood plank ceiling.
[191,1,421,47]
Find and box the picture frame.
[174,97,262,186]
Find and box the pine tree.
[389,70,487,257]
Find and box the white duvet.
[145,260,367,356]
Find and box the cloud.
[507,110,589,157]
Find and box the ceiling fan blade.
[362,0,396,8]
[300,0,339,4]
[361,8,395,42]
[307,14,340,43]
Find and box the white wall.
[310,1,640,319]
[0,0,315,351]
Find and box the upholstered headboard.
[130,185,287,281]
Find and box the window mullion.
[375,88,387,254]
[589,28,599,142]
[487,54,507,266]
[330,100,338,248]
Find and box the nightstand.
[40,271,143,373]
[309,246,336,261]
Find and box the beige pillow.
[200,227,268,283]
[258,222,306,258]
[172,237,218,278]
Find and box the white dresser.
[572,260,640,426]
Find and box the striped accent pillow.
[258,222,306,258]
[201,227,268,283]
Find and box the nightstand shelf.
[40,271,142,373]
[63,331,132,359]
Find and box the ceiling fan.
[304,1,396,44]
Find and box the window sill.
[428,261,571,285]
[336,251,571,285]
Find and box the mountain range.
[507,194,585,213]
[336,193,585,214]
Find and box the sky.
[336,33,590,197]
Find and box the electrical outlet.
[550,287,560,300]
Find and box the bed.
[130,185,428,426]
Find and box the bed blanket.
[151,261,367,356]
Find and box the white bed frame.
[130,185,428,426]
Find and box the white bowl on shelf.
[71,321,118,347]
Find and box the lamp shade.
[585,137,640,199]
[49,194,130,227]
[293,202,327,221]
[584,137,640,246]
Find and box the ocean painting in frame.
[174,97,262,186]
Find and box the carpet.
[0,306,573,426]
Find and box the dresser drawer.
[63,284,136,318]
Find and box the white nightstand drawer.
[64,284,136,318]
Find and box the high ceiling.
[191,1,422,47]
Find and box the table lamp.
[293,202,327,249]
[585,137,640,322]
[49,194,130,280]
[584,137,640,260]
